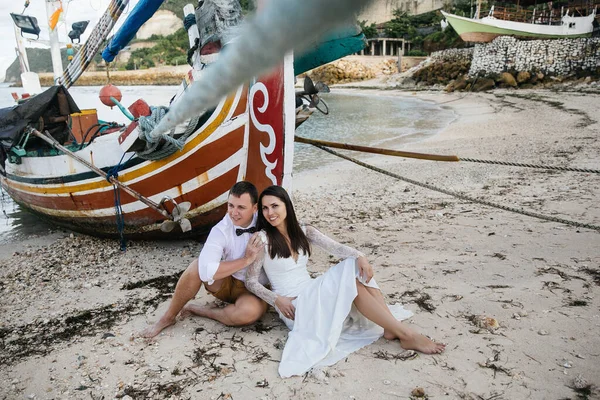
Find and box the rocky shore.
[36,66,191,87]
[1,88,599,399]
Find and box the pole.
[14,25,30,74]
[46,0,64,83]
[294,136,460,162]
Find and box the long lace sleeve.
[245,249,278,307]
[305,225,365,259]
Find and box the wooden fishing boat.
[0,66,295,239]
[441,4,597,42]
[0,0,296,239]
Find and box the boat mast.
[46,0,64,83]
[14,25,31,74]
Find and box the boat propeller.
[296,76,329,115]
[159,197,192,233]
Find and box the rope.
[460,157,600,174]
[295,136,599,174]
[183,13,197,31]
[136,106,201,161]
[105,153,134,251]
[138,106,185,150]
[58,0,130,88]
[306,143,600,232]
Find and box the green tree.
[358,20,378,38]
[384,11,416,38]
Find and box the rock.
[516,71,531,83]
[499,72,517,87]
[538,329,549,335]
[472,78,496,92]
[411,387,426,397]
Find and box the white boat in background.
[441,4,597,42]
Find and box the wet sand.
[1,88,599,399]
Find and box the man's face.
[227,193,257,227]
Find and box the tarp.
[0,86,80,170]
[102,0,165,62]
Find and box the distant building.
[357,0,446,24]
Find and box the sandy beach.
[1,87,599,399]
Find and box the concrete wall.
[357,0,445,24]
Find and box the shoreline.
[2,88,599,399]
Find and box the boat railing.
[483,3,597,25]
[485,5,569,25]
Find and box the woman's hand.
[357,256,373,283]
[244,232,265,265]
[275,296,297,320]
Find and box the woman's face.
[262,195,287,230]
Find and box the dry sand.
[1,88,599,400]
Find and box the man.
[141,181,268,338]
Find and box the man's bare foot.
[139,315,176,338]
[180,303,213,319]
[400,334,445,354]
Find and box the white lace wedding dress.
[245,225,413,377]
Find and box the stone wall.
[469,36,600,77]
[430,47,474,63]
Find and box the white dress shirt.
[198,213,268,285]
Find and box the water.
[295,90,454,171]
[0,85,454,242]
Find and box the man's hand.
[244,232,265,265]
[275,296,297,320]
[357,256,373,283]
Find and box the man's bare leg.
[181,293,267,326]
[364,286,397,340]
[140,259,205,338]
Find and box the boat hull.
[441,11,594,42]
[0,58,296,239]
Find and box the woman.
[245,185,445,377]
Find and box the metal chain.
[310,144,600,232]
[460,157,600,174]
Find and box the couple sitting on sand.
[142,181,444,377]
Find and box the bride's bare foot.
[400,334,445,354]
[139,315,176,338]
[180,303,212,319]
[383,329,397,340]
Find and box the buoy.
[99,84,122,108]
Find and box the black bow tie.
[236,227,257,236]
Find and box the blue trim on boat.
[6,156,145,185]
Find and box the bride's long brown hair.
[257,185,311,259]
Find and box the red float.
[99,84,122,108]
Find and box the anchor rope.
[106,152,134,251]
[305,143,600,232]
[459,157,600,174]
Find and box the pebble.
[538,330,549,336]
[383,380,391,385]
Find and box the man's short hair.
[229,181,258,205]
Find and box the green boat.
[441,7,596,42]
